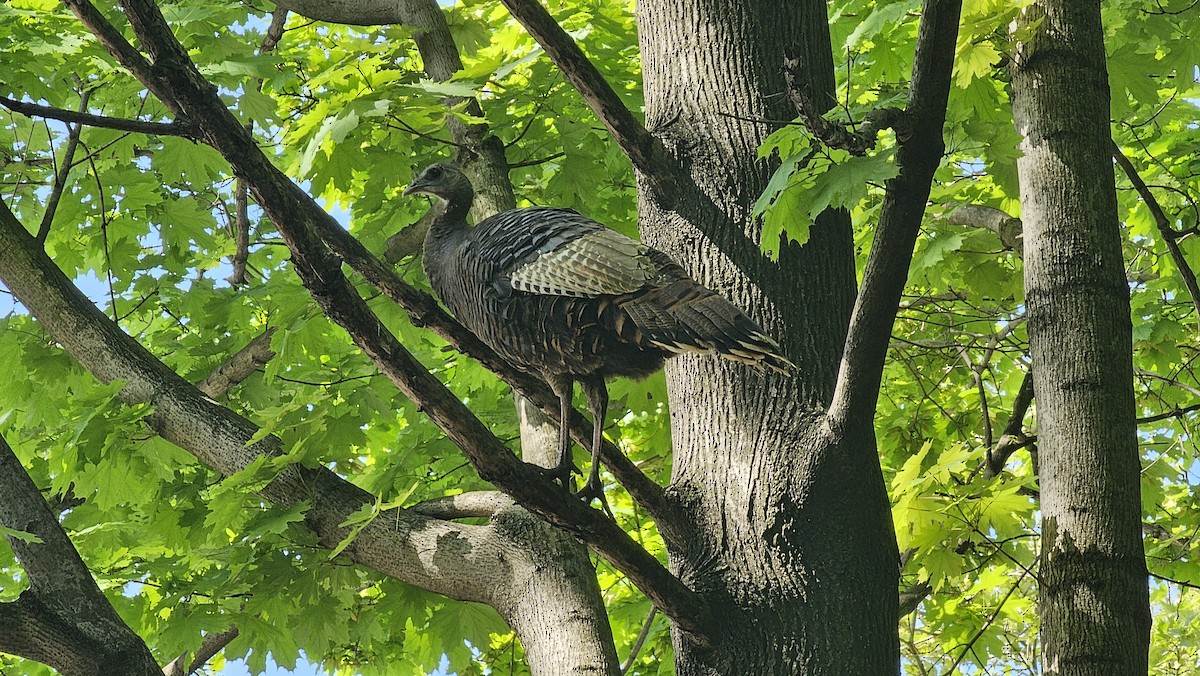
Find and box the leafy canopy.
[1,0,1198,673]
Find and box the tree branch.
[941,203,1024,255]
[1112,144,1200,323]
[495,0,681,205]
[36,87,92,242]
[782,55,908,156]
[196,328,276,399]
[898,582,932,619]
[410,491,515,519]
[826,0,963,431]
[945,568,1030,675]
[38,0,710,638]
[0,432,162,675]
[227,9,286,288]
[227,178,252,286]
[272,0,405,25]
[0,95,194,139]
[619,607,658,675]
[981,369,1035,478]
[162,625,240,676]
[1137,402,1200,425]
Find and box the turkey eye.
[427,166,444,180]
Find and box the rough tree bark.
[635,0,898,672]
[1010,2,1151,673]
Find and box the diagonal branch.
[945,568,1030,675]
[1112,144,1200,324]
[826,0,963,431]
[59,0,707,636]
[197,328,276,399]
[495,0,681,205]
[0,95,196,139]
[162,625,240,676]
[0,432,162,675]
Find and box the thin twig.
[944,568,1029,675]
[1150,572,1200,590]
[620,607,658,675]
[958,347,992,448]
[509,151,566,168]
[84,150,118,320]
[37,88,92,242]
[1137,402,1200,425]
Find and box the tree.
[1010,1,1151,672]
[1,0,1197,674]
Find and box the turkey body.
[406,163,791,500]
[426,207,671,382]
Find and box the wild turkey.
[404,163,792,501]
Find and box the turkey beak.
[402,182,422,196]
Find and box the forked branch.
[37,87,92,242]
[981,370,1035,478]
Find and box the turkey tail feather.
[620,281,795,375]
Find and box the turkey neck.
[422,183,474,295]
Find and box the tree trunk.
[1011,2,1150,673]
[636,0,899,672]
[0,434,162,676]
[508,399,619,675]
